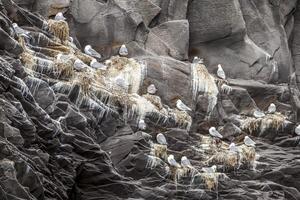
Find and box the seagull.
[176,99,192,112]
[84,45,102,59]
[56,53,70,61]
[217,64,226,80]
[156,133,167,145]
[54,12,66,21]
[167,155,180,168]
[295,124,300,136]
[138,119,146,130]
[74,59,88,71]
[209,127,223,139]
[244,136,256,147]
[90,59,107,70]
[119,44,128,56]
[12,23,29,36]
[267,103,276,114]
[147,84,157,94]
[201,165,217,173]
[229,143,239,153]
[192,56,203,64]
[253,110,265,118]
[181,156,192,168]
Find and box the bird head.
[147,84,157,94]
[169,154,174,159]
[245,136,250,140]
[121,44,126,48]
[12,23,18,28]
[270,103,275,107]
[229,143,235,148]
[69,37,73,43]
[85,45,91,51]
[90,58,97,65]
[181,156,187,162]
[218,64,222,69]
[209,127,216,131]
[212,165,217,171]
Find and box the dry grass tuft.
[48,19,70,42]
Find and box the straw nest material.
[48,19,70,42]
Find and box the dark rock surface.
[0,0,299,199]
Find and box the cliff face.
[0,0,300,200]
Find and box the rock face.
[0,0,299,200]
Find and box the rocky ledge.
[0,0,300,200]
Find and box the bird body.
[244,136,256,147]
[156,133,167,145]
[295,125,300,136]
[202,165,217,173]
[176,99,192,111]
[253,110,265,118]
[181,156,192,167]
[12,23,29,35]
[119,44,128,56]
[209,127,223,139]
[147,84,157,94]
[54,12,66,21]
[217,64,226,79]
[90,59,107,70]
[229,143,239,153]
[74,59,88,71]
[84,45,102,59]
[267,103,276,114]
[138,119,146,130]
[167,155,180,168]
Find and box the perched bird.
[253,110,265,118]
[147,84,157,94]
[138,119,146,130]
[221,84,232,94]
[229,143,239,153]
[156,133,167,145]
[12,23,29,35]
[74,59,88,71]
[192,56,203,64]
[201,165,217,173]
[90,59,107,70]
[56,53,70,61]
[217,64,226,80]
[209,127,223,139]
[295,124,300,136]
[244,136,256,147]
[176,99,192,111]
[119,44,128,56]
[167,155,180,168]
[181,156,192,168]
[267,103,276,114]
[54,12,66,21]
[84,45,102,59]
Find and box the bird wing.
[88,48,101,58]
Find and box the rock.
[0,122,24,147]
[146,20,189,60]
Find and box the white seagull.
[167,155,180,168]
[181,156,192,168]
[74,59,88,71]
[119,44,128,56]
[267,103,276,114]
[201,165,217,173]
[217,64,226,80]
[229,143,239,153]
[176,99,192,111]
[147,84,157,94]
[138,119,146,130]
[156,133,167,145]
[54,12,66,21]
[209,127,223,139]
[90,59,107,70]
[12,23,29,36]
[253,110,265,118]
[244,136,256,147]
[295,124,300,136]
[84,45,102,60]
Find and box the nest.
[143,94,163,110]
[74,72,94,95]
[240,145,256,166]
[20,51,36,69]
[173,109,192,130]
[151,144,168,161]
[242,113,285,135]
[75,50,93,64]
[48,19,70,42]
[54,59,74,79]
[207,151,238,168]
